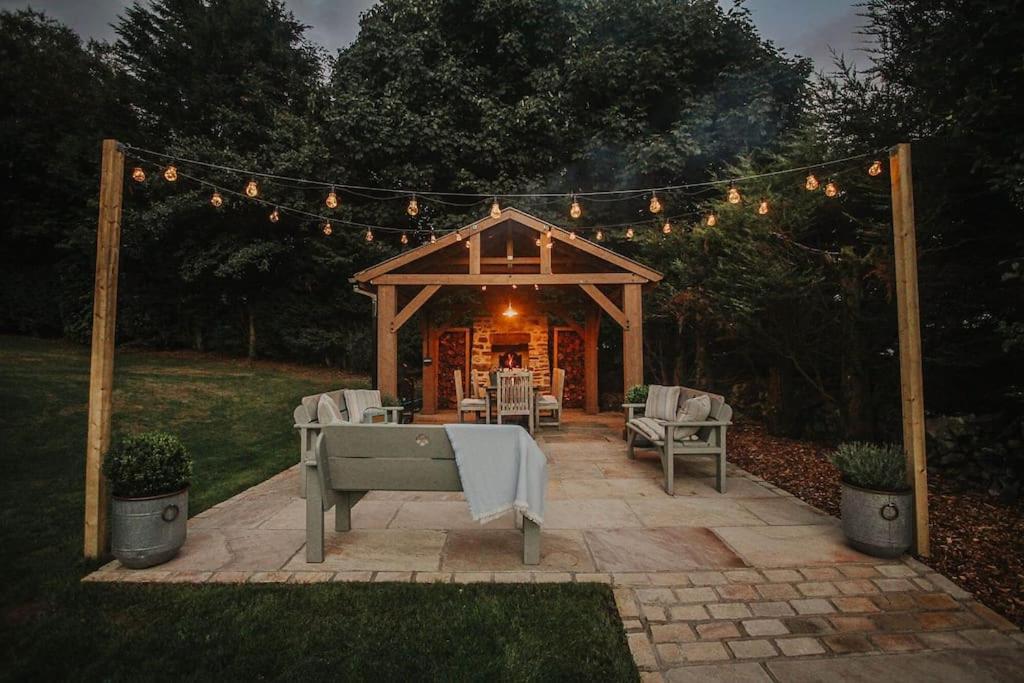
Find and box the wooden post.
[84,139,125,558]
[890,142,930,557]
[584,307,600,414]
[469,233,481,274]
[376,285,398,398]
[622,283,643,392]
[422,318,438,414]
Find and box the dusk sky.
[1,0,869,71]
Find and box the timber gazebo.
[351,207,663,414]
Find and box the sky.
[1,0,868,71]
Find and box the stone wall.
[469,315,550,393]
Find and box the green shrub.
[829,442,908,492]
[625,384,648,404]
[103,432,192,498]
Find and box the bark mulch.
[728,421,1024,628]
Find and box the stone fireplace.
[470,316,550,391]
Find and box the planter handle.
[880,502,899,521]
[161,504,180,523]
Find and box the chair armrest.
[660,420,732,427]
[294,422,319,430]
[383,406,403,423]
[622,403,646,408]
[623,403,645,422]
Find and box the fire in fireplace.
[491,332,530,371]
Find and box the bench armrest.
[660,420,732,427]
[622,403,646,408]
[623,403,646,422]
[383,406,403,423]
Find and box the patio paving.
[86,410,1024,680]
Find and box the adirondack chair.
[496,370,534,434]
[624,386,733,495]
[454,369,486,422]
[304,423,541,564]
[536,368,565,427]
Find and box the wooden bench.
[305,423,541,564]
[624,388,733,495]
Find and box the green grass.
[0,335,636,681]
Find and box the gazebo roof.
[352,206,663,287]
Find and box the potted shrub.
[625,384,649,405]
[830,442,912,558]
[103,432,192,569]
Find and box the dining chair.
[454,369,486,422]
[537,367,565,427]
[496,370,534,434]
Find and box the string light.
[569,231,577,240]
[322,222,333,236]
[407,196,419,216]
[757,199,769,215]
[868,160,883,177]
[535,237,542,246]
[244,179,259,198]
[727,185,741,204]
[131,167,146,183]
[325,188,339,209]
[455,230,463,241]
[534,284,540,290]
[466,239,471,248]
[430,231,437,243]
[625,226,634,240]
[481,285,487,291]
[163,165,178,182]
[365,228,374,242]
[595,229,604,241]
[546,235,553,249]
[503,300,517,318]
[662,220,672,235]
[512,283,517,289]
[824,180,839,197]
[705,213,717,227]
[805,173,820,191]
[210,191,223,208]
[400,232,409,245]
[569,196,582,219]
[490,198,501,219]
[269,208,280,223]
[649,193,663,214]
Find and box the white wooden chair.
[536,367,565,427]
[454,369,486,422]
[496,370,534,434]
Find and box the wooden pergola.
[351,207,663,413]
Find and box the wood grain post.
[890,142,930,557]
[622,284,644,393]
[422,318,438,414]
[376,285,398,398]
[584,307,600,414]
[84,139,125,558]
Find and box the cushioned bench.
[624,386,733,495]
[305,423,540,564]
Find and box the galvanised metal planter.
[840,481,913,558]
[111,488,188,569]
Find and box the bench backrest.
[665,386,733,442]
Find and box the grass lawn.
[0,335,636,681]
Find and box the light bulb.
[322,222,333,236]
[430,232,437,243]
[163,165,178,182]
[512,283,517,289]
[481,285,487,291]
[465,239,471,248]
[535,237,541,247]
[595,229,604,241]
[569,197,582,219]
[210,191,223,208]
[546,236,553,249]
[705,213,717,227]
[534,284,539,290]
[868,160,883,177]
[365,229,374,242]
[400,232,409,245]
[727,186,741,204]
[757,200,769,215]
[325,189,339,209]
[407,196,419,216]
[131,167,146,183]
[269,208,280,223]
[662,220,672,235]
[825,180,839,197]
[649,194,662,214]
[569,231,577,240]
[455,230,463,241]
[625,226,635,239]
[490,199,501,219]
[805,174,820,191]
[245,179,259,198]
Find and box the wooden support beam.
[372,273,649,285]
[579,284,627,328]
[584,307,600,414]
[622,283,643,392]
[84,139,125,558]
[376,285,398,398]
[540,231,552,274]
[421,318,438,414]
[469,233,481,274]
[391,284,440,332]
[890,142,930,557]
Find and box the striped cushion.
[644,385,680,421]
[343,389,383,423]
[673,394,711,438]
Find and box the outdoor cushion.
[630,416,702,444]
[674,394,712,438]
[645,385,681,421]
[317,394,345,425]
[460,398,486,408]
[343,389,382,423]
[537,393,558,406]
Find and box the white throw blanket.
[443,424,548,526]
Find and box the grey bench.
[624,387,733,495]
[305,423,541,565]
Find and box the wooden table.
[484,385,540,433]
